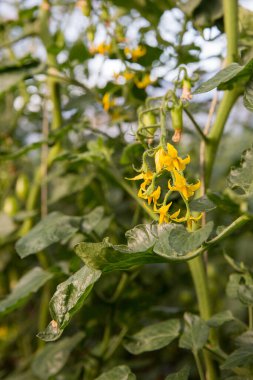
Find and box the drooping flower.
[155,143,190,173]
[154,202,182,224]
[168,170,200,200]
[128,171,153,197]
[146,186,161,205]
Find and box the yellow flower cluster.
[129,143,201,224]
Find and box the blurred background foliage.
[0,0,253,379]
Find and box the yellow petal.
[167,143,178,159]
[127,173,144,181]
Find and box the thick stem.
[204,0,239,187]
[223,0,238,64]
[204,89,239,187]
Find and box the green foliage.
[179,313,209,352]
[31,332,85,379]
[124,319,180,354]
[94,365,136,380]
[38,266,101,341]
[0,267,52,315]
[1,1,253,379]
[165,365,190,380]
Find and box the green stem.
[204,0,239,187]
[223,0,238,64]
[248,306,253,329]
[205,89,239,187]
[193,351,206,380]
[188,258,211,320]
[184,108,208,142]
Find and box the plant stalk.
[204,0,239,187]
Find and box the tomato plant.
[1,1,253,379]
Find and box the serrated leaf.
[38,266,101,341]
[124,319,180,354]
[168,222,213,255]
[0,267,52,315]
[94,365,136,380]
[207,310,234,327]
[75,223,213,271]
[221,345,253,369]
[32,332,84,380]
[194,60,253,94]
[165,365,190,380]
[179,313,209,352]
[16,212,81,258]
[228,146,253,196]
[189,196,216,212]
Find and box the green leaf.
[243,77,253,112]
[75,222,213,271]
[221,345,253,369]
[165,365,190,380]
[15,212,81,258]
[0,212,16,238]
[189,196,216,212]
[124,319,180,354]
[0,267,52,316]
[38,266,101,341]
[31,332,85,380]
[48,173,95,204]
[226,272,253,304]
[167,222,213,255]
[207,310,234,327]
[94,365,136,380]
[81,206,105,234]
[0,60,41,94]
[228,146,253,197]
[179,313,209,352]
[238,284,253,305]
[0,141,44,161]
[194,60,253,94]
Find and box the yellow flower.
[102,92,115,111]
[155,143,190,173]
[122,71,135,80]
[155,202,172,224]
[146,186,161,205]
[124,45,147,61]
[168,171,200,200]
[187,213,203,228]
[90,43,112,55]
[128,171,153,196]
[154,202,182,224]
[135,74,153,89]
